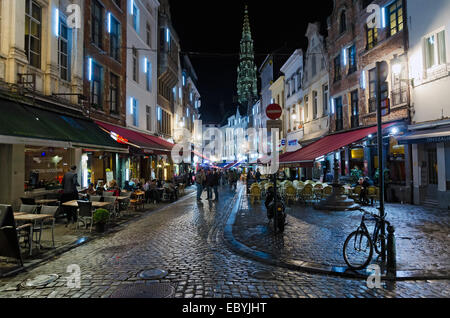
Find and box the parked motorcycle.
[265,186,286,234]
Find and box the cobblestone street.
[0,184,448,298]
[233,193,450,273]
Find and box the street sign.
[266,104,283,120]
[266,120,283,134]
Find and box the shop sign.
[288,140,298,146]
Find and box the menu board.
[0,205,23,266]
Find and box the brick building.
[325,0,411,202]
[83,0,127,127]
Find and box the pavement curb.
[0,190,197,279]
[222,187,450,282]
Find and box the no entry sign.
[266,104,282,120]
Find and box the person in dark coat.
[206,170,215,200]
[61,166,79,225]
[212,169,220,201]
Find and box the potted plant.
[93,208,109,233]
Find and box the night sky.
[170,0,334,124]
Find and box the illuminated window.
[367,26,378,50]
[388,0,403,37]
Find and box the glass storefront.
[24,146,70,191]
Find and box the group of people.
[195,168,223,201]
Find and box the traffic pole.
[376,61,386,265]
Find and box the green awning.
[0,98,126,152]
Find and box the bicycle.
[343,208,390,270]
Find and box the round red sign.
[266,104,283,120]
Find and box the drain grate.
[20,274,59,289]
[110,283,175,298]
[250,271,275,280]
[138,269,168,280]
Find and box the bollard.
[386,224,397,278]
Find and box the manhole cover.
[250,271,275,280]
[110,283,175,298]
[20,274,59,289]
[138,269,168,280]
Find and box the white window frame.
[423,27,447,71]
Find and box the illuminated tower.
[237,5,258,109]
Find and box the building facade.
[400,0,450,208]
[280,49,304,154]
[326,0,411,202]
[0,0,125,207]
[126,0,159,134]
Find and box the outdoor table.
[14,214,53,256]
[35,199,59,205]
[62,200,112,208]
[14,212,27,217]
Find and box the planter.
[95,223,106,233]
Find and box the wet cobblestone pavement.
[0,184,448,298]
[233,192,450,272]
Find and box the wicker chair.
[300,184,314,204]
[285,185,297,205]
[349,186,362,201]
[249,186,261,204]
[323,186,333,197]
[367,186,379,205]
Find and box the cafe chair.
[21,197,36,205]
[249,186,261,204]
[19,204,38,214]
[323,186,333,197]
[89,195,102,202]
[367,186,379,206]
[103,196,119,219]
[285,185,297,205]
[76,201,94,233]
[34,205,59,248]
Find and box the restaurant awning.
[280,123,397,166]
[0,99,126,152]
[95,121,173,154]
[397,126,450,145]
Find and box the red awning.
[281,123,397,165]
[95,121,173,153]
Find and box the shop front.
[399,124,450,208]
[0,98,126,208]
[95,121,175,185]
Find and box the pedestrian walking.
[195,169,205,201]
[213,169,220,201]
[61,165,79,226]
[206,170,215,200]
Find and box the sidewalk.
[0,187,196,277]
[227,188,450,280]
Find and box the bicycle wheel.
[373,225,382,255]
[273,212,279,233]
[277,213,285,233]
[343,230,373,270]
